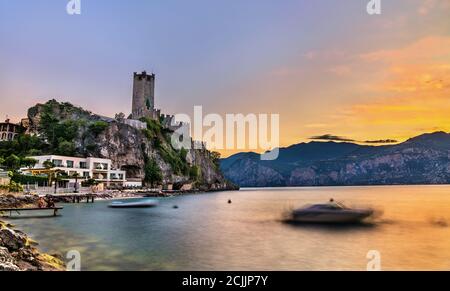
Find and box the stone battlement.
[133,71,155,81]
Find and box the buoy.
[228,199,232,204]
[173,205,179,209]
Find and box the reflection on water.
[6,186,450,270]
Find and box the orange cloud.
[360,36,450,63]
[314,36,450,142]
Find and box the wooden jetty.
[0,207,64,217]
[47,193,97,204]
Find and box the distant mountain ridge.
[220,132,450,187]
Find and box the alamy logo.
[67,0,81,15]
[66,250,81,271]
[366,250,381,271]
[367,0,381,15]
[171,106,280,161]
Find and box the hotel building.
[22,155,127,186]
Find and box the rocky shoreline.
[0,195,65,271]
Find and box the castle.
[129,71,207,151]
[130,71,179,130]
[131,71,158,120]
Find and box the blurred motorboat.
[291,201,373,224]
[109,199,159,208]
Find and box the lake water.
[6,186,450,271]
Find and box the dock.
[46,193,97,204]
[0,207,64,217]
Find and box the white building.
[22,155,127,186]
[0,119,24,141]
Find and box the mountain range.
[220,132,450,187]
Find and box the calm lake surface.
[6,186,450,270]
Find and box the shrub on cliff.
[88,121,109,136]
[140,117,162,138]
[189,165,201,181]
[144,159,163,188]
[0,181,24,193]
[211,151,221,169]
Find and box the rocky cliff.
[26,100,236,191]
[221,132,450,187]
[0,194,65,271]
[0,219,66,271]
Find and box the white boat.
[109,199,159,208]
[291,201,373,224]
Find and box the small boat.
[108,199,159,208]
[291,201,373,224]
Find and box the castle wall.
[123,119,147,130]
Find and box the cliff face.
[221,132,450,187]
[27,100,235,190]
[220,153,285,187]
[0,207,65,271]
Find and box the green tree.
[21,157,38,169]
[39,109,59,146]
[53,170,67,194]
[4,154,21,170]
[210,151,221,168]
[144,159,163,188]
[72,172,80,193]
[82,178,98,187]
[54,120,79,142]
[43,160,55,169]
[56,139,76,156]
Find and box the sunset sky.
[1,0,449,157]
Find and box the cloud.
[417,0,449,16]
[310,134,398,145]
[321,36,450,142]
[309,134,355,142]
[327,65,351,76]
[302,50,346,61]
[359,36,450,63]
[364,139,398,144]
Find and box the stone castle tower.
[132,71,156,120]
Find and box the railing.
[26,186,92,195]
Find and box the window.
[83,172,90,178]
[80,162,88,169]
[52,159,63,167]
[67,161,74,168]
[94,163,109,170]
